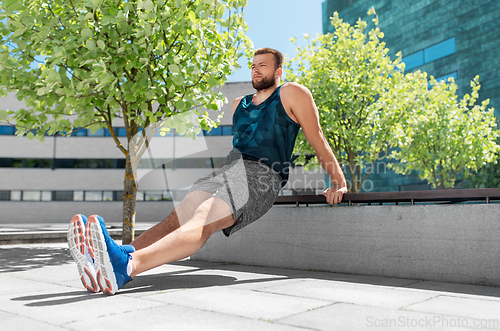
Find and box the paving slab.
[256,279,438,309]
[0,243,73,274]
[66,304,312,331]
[0,310,69,331]
[292,269,422,287]
[0,284,166,326]
[144,286,334,321]
[1,274,68,296]
[402,280,500,301]
[404,295,500,322]
[275,303,476,331]
[169,264,304,291]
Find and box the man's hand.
[323,186,347,205]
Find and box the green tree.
[465,149,500,188]
[0,0,252,243]
[389,75,499,190]
[285,8,420,192]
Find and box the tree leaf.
[97,40,105,50]
[12,28,26,38]
[86,39,96,51]
[0,110,8,121]
[91,0,102,8]
[81,28,93,39]
[101,16,114,26]
[168,64,180,73]
[144,0,154,12]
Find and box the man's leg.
[130,191,214,251]
[86,195,234,295]
[129,195,235,277]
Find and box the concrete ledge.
[0,228,147,245]
[191,204,500,287]
[0,201,174,223]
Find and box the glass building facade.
[322,0,500,192]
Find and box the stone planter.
[192,203,500,287]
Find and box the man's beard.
[252,75,275,90]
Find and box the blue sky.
[227,0,325,82]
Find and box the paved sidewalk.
[1,243,500,330]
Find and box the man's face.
[251,53,279,91]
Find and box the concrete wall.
[192,203,500,287]
[0,201,175,223]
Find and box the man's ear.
[276,68,283,79]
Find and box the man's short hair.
[254,47,283,69]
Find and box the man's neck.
[253,81,280,105]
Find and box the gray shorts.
[187,158,282,236]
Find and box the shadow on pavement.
[0,245,72,273]
[11,268,289,307]
[12,290,101,307]
[121,270,289,296]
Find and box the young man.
[67,47,347,295]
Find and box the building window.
[0,191,10,201]
[41,191,52,201]
[53,191,73,201]
[22,191,41,201]
[117,127,127,137]
[435,72,457,83]
[55,159,76,168]
[403,37,456,70]
[11,191,22,201]
[88,128,106,137]
[222,125,233,136]
[71,128,87,136]
[0,125,15,135]
[424,37,456,63]
[0,125,233,137]
[0,158,13,167]
[85,191,103,201]
[402,51,424,71]
[74,191,84,201]
[103,191,113,201]
[24,159,52,168]
[203,126,222,136]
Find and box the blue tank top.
[227,85,301,183]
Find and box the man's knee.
[179,213,234,243]
[178,219,217,244]
[177,194,235,240]
[175,191,213,224]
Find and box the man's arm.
[281,83,347,205]
[232,96,243,115]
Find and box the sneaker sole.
[87,215,119,295]
[67,215,99,293]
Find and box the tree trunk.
[122,153,137,244]
[347,153,359,193]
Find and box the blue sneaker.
[67,214,99,293]
[86,215,135,295]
